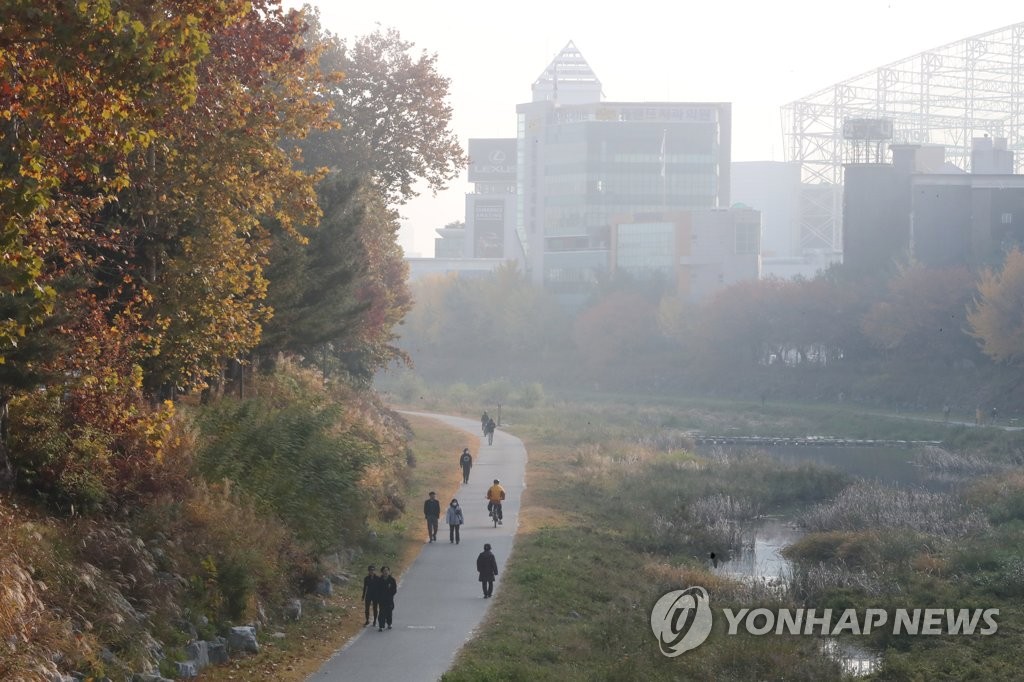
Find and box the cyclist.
[486,479,506,525]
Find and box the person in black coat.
[476,543,499,598]
[459,448,473,484]
[377,566,397,631]
[361,564,380,627]
[424,491,441,542]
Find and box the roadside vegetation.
[1,2,465,679]
[192,410,475,682]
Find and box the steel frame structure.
[782,21,1024,252]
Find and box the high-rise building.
[465,138,521,264]
[515,42,732,305]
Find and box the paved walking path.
[309,413,526,682]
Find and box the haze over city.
[289,0,1023,255]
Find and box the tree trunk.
[0,393,14,490]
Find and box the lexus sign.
[468,138,517,182]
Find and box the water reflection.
[821,638,882,676]
[713,517,801,582]
[766,444,949,491]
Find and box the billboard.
[468,138,516,183]
[473,199,505,258]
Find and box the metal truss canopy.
[782,21,1024,252]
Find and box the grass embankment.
[435,399,1024,681]
[195,414,476,681]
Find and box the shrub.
[447,382,473,409]
[194,398,371,552]
[478,378,512,405]
[136,481,313,626]
[797,481,989,538]
[516,382,545,408]
[965,472,1024,523]
[0,505,68,681]
[390,370,428,404]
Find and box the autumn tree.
[297,17,466,205]
[257,14,466,381]
[968,248,1024,364]
[572,291,661,380]
[113,1,331,394]
[0,0,228,487]
[0,0,231,360]
[0,1,331,503]
[693,280,780,369]
[862,264,978,364]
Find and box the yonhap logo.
[650,586,713,656]
[649,587,999,659]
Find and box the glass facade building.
[515,44,731,300]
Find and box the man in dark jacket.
[377,566,397,631]
[459,448,473,484]
[424,491,441,542]
[476,543,499,598]
[361,564,380,627]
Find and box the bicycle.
[488,502,503,528]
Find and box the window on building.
[1002,212,1013,224]
[735,221,760,255]
[616,222,674,274]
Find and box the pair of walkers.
[424,478,506,542]
[360,565,397,631]
[424,491,465,543]
[481,411,497,445]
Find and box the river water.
[696,443,949,675]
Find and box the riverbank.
[435,399,1024,680]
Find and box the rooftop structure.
[783,21,1024,254]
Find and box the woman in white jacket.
[446,499,465,544]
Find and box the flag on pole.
[659,129,667,178]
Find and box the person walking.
[377,566,397,631]
[481,411,490,435]
[424,491,441,542]
[476,543,499,598]
[484,417,496,445]
[459,447,473,484]
[486,479,506,525]
[361,564,380,627]
[446,498,465,544]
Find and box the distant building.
[732,161,800,259]
[433,223,466,258]
[731,160,838,279]
[514,41,732,305]
[610,208,761,302]
[406,257,508,282]
[465,138,522,265]
[843,138,1024,273]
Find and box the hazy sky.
[284,0,1023,256]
